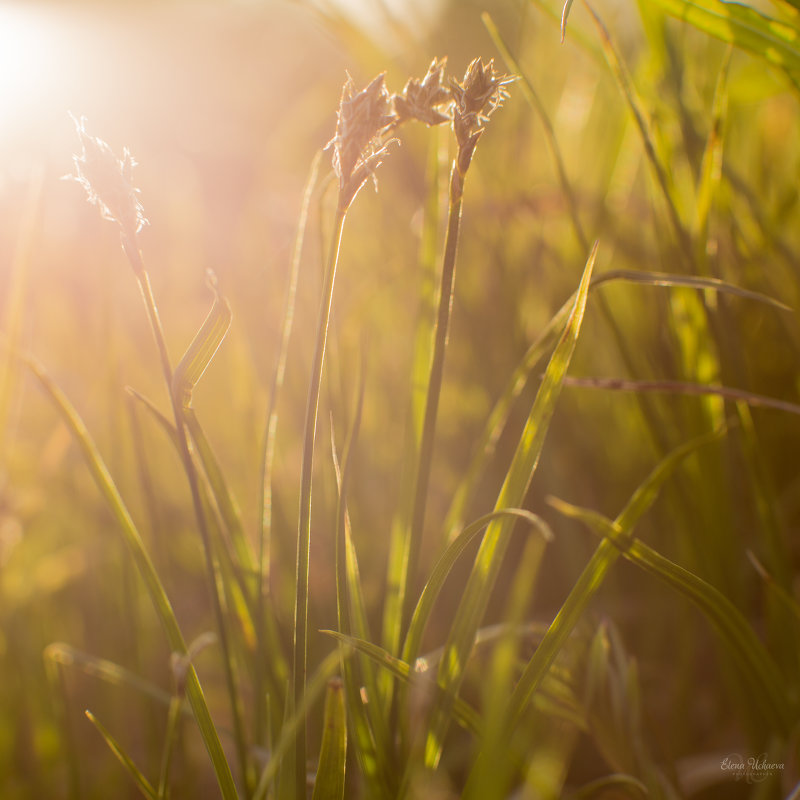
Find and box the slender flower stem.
[127,236,249,797]
[293,206,347,797]
[401,170,464,639]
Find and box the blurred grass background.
[1,0,799,797]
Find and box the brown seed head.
[328,73,397,210]
[66,114,148,238]
[450,58,514,171]
[393,58,451,127]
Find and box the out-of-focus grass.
[1,0,800,797]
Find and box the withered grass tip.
[328,73,397,211]
[66,114,148,243]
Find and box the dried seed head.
[450,58,514,178]
[328,73,397,210]
[393,58,451,127]
[66,114,148,238]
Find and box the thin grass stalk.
[26,353,237,798]
[157,695,183,800]
[256,151,321,751]
[126,240,250,794]
[293,206,347,796]
[402,187,463,635]
[418,244,596,776]
[401,58,514,639]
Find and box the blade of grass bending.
[443,268,788,539]
[331,384,394,797]
[24,355,238,800]
[133,261,250,793]
[464,427,724,798]
[425,243,597,771]
[402,509,552,666]
[311,679,347,800]
[648,0,800,75]
[552,501,795,734]
[85,710,158,800]
[172,271,232,405]
[253,649,343,800]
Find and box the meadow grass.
[2,1,800,798]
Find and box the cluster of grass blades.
[3,0,800,797]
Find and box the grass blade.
[253,650,344,800]
[648,0,800,75]
[463,427,724,797]
[311,679,347,800]
[425,242,597,770]
[402,509,552,666]
[85,710,158,800]
[552,500,795,734]
[23,354,238,800]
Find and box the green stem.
[293,206,347,797]
[128,240,249,797]
[401,163,465,641]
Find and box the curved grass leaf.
[648,0,800,76]
[402,509,552,666]
[463,427,725,797]
[171,271,232,408]
[23,354,238,800]
[425,242,597,771]
[311,679,347,800]
[548,502,794,734]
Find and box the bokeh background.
[1,0,799,797]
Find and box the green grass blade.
[331,389,394,797]
[549,502,794,733]
[24,354,238,800]
[253,650,343,800]
[462,429,723,797]
[648,0,800,75]
[426,242,597,770]
[311,679,347,800]
[85,710,158,800]
[402,509,552,666]
[443,266,785,541]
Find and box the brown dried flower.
[393,58,451,127]
[66,114,148,239]
[450,58,514,182]
[328,73,397,211]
